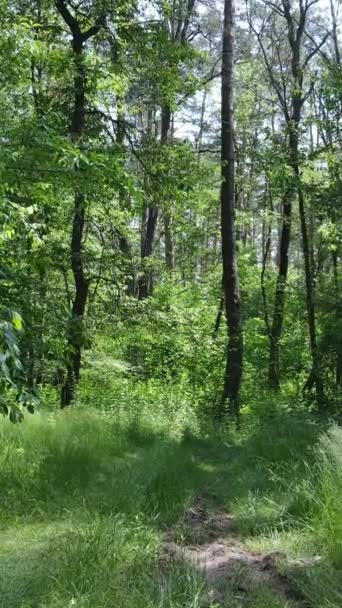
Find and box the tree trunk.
[219,0,243,420]
[330,0,341,65]
[332,251,342,386]
[116,110,135,295]
[298,177,324,401]
[164,211,174,271]
[263,2,320,394]
[328,0,341,389]
[289,109,324,401]
[161,105,174,272]
[196,88,207,154]
[138,205,159,299]
[268,190,291,388]
[138,106,171,298]
[55,2,99,407]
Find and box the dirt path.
[164,497,317,606]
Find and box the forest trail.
[164,496,318,606]
[1,412,341,607]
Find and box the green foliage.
[0,308,39,421]
[0,0,341,604]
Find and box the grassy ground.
[1,390,342,608]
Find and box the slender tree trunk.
[288,102,324,400]
[330,0,341,65]
[164,211,174,271]
[265,9,302,391]
[138,110,158,300]
[161,105,174,272]
[138,205,159,299]
[261,181,272,345]
[267,29,302,389]
[62,36,89,407]
[219,0,243,420]
[138,106,171,298]
[332,251,342,386]
[116,110,135,295]
[55,2,100,406]
[298,179,324,401]
[254,0,326,397]
[329,0,341,389]
[138,0,197,289]
[196,88,207,155]
[290,115,324,400]
[268,190,291,388]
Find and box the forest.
[0,0,342,606]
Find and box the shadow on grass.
[0,410,321,531]
[184,411,321,537]
[0,409,325,608]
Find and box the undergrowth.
[0,380,342,608]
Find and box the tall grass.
[0,406,210,607]
[310,426,342,567]
[1,392,342,608]
[0,406,208,520]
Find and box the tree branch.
[302,29,331,68]
[55,0,80,36]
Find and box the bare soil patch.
[164,497,318,606]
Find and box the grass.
[1,383,342,608]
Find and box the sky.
[173,0,340,143]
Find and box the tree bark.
[62,39,89,406]
[116,110,135,295]
[268,189,291,388]
[161,106,174,272]
[330,0,341,65]
[138,106,171,298]
[260,0,324,398]
[138,204,159,299]
[298,177,324,401]
[332,251,342,386]
[164,211,174,271]
[56,1,100,407]
[219,0,243,420]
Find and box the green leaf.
[12,312,23,331]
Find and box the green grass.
[1,387,342,608]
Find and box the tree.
[55,0,105,406]
[249,0,329,399]
[219,0,243,419]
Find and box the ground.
[164,496,319,607]
[0,406,342,607]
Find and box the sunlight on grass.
[1,402,342,607]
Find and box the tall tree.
[55,0,103,406]
[219,0,243,418]
[138,0,197,297]
[250,0,328,398]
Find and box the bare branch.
[254,25,290,120]
[302,29,331,68]
[55,0,80,36]
[265,0,286,17]
[55,0,103,43]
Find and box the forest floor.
[1,403,342,608]
[164,494,319,607]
